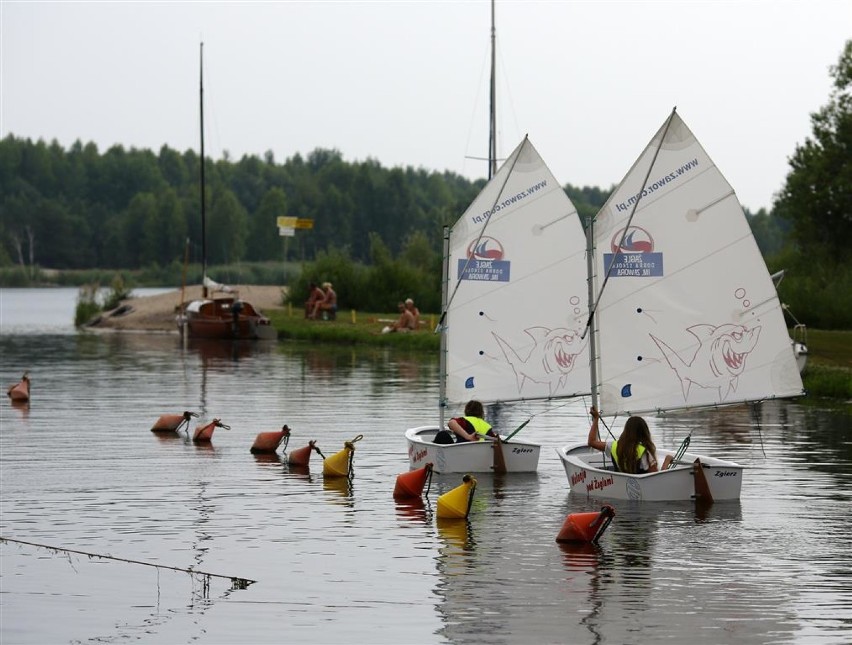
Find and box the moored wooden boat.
[181,295,276,340]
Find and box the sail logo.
[603,226,663,278]
[459,236,510,282]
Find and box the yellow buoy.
[436,474,477,519]
[323,434,363,477]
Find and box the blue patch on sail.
[621,384,632,397]
[465,377,475,389]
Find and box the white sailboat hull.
[405,426,540,474]
[556,443,743,502]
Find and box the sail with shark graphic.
[443,136,591,407]
[590,109,804,416]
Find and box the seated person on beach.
[404,298,420,328]
[304,282,325,318]
[310,282,337,320]
[586,406,672,473]
[434,400,497,444]
[382,301,415,333]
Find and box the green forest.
[1,41,849,328]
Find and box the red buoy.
[288,440,323,466]
[193,418,229,443]
[151,410,197,433]
[250,425,290,454]
[393,463,433,499]
[6,373,30,402]
[556,505,616,543]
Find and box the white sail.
[591,111,804,415]
[444,137,590,405]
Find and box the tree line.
[0,135,788,270]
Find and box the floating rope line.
[1,536,256,589]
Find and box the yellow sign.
[277,216,297,228]
[295,218,314,230]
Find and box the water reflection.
[2,300,851,643]
[322,474,354,502]
[394,497,430,525]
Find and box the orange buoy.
[556,505,616,543]
[323,434,363,478]
[288,440,323,466]
[436,475,477,519]
[250,425,290,454]
[151,410,197,433]
[394,463,433,499]
[6,373,30,402]
[193,418,229,443]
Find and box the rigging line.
[581,106,678,340]
[438,136,528,327]
[0,537,257,587]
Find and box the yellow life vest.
[610,440,646,472]
[465,416,492,441]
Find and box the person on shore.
[382,301,415,333]
[586,406,672,473]
[434,400,497,444]
[304,282,325,318]
[310,282,337,320]
[404,298,420,328]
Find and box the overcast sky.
[2,1,848,211]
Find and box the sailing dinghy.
[405,137,590,473]
[557,109,805,501]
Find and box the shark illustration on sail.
[493,326,586,397]
[651,322,762,402]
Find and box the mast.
[199,42,208,298]
[586,215,599,414]
[438,225,450,428]
[488,0,497,179]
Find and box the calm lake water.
[1,288,851,644]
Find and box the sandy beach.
[87,285,286,333]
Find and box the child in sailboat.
[586,407,672,473]
[434,400,498,444]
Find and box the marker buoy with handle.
[394,463,433,499]
[250,425,291,454]
[323,434,363,477]
[288,440,324,466]
[151,410,198,433]
[437,474,477,519]
[6,372,30,402]
[193,418,229,443]
[556,505,616,543]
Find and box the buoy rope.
[0,536,255,588]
